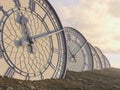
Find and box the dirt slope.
[0,68,120,90]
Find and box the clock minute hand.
[73,41,87,56]
[31,29,64,42]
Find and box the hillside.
[0,68,120,90]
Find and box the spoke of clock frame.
[4,67,15,78]
[29,0,36,11]
[13,0,21,7]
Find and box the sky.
[49,0,120,68]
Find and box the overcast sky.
[49,0,120,68]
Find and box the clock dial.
[89,44,102,70]
[64,27,93,72]
[103,55,111,68]
[95,47,106,69]
[0,0,67,80]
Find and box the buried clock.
[64,27,93,72]
[0,0,67,80]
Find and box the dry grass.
[0,68,120,90]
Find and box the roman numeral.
[42,12,48,22]
[13,0,21,7]
[0,46,3,58]
[40,72,44,79]
[4,67,15,78]
[0,6,7,15]
[52,48,63,54]
[66,34,71,41]
[25,74,30,80]
[29,0,36,11]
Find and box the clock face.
[64,27,93,72]
[103,55,111,68]
[0,0,67,80]
[89,44,102,70]
[95,47,106,69]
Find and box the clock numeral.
[4,67,15,78]
[42,12,48,22]
[0,51,3,58]
[29,0,36,11]
[67,34,71,41]
[0,6,7,15]
[25,74,30,80]
[52,48,62,54]
[40,72,44,79]
[13,0,21,7]
[0,46,3,58]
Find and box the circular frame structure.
[89,44,102,70]
[104,55,111,68]
[64,27,93,72]
[95,47,106,69]
[0,0,67,80]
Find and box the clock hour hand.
[15,13,32,42]
[15,14,36,53]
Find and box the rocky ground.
[0,68,120,90]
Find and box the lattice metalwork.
[89,44,102,70]
[0,0,67,80]
[64,27,93,72]
[95,47,106,69]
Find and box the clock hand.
[73,58,77,63]
[31,29,64,42]
[15,28,64,52]
[73,41,87,56]
[15,12,36,53]
[68,47,77,63]
[68,47,74,60]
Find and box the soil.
[0,68,120,90]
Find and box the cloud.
[108,0,120,18]
[49,0,120,54]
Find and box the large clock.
[95,47,106,69]
[0,0,67,80]
[89,43,102,70]
[64,27,93,72]
[103,55,111,68]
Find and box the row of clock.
[0,0,111,80]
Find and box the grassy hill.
[0,68,120,90]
